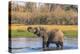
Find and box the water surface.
[10,37,78,53]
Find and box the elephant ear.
[39,27,47,37]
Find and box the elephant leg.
[56,43,59,48]
[46,41,50,48]
[59,42,63,49]
[43,41,45,48]
[43,41,46,48]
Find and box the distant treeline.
[9,1,78,25]
[11,17,78,25]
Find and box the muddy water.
[10,37,78,53]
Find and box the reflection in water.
[11,37,78,53]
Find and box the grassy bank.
[9,24,78,38]
[63,30,78,38]
[10,30,35,38]
[11,24,77,31]
[10,30,78,38]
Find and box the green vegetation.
[63,30,78,38]
[11,30,77,38]
[11,30,36,38]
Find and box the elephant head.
[27,26,45,37]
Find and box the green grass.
[11,30,36,38]
[10,30,78,38]
[63,30,78,38]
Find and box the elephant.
[27,27,64,49]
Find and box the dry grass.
[10,24,78,37]
[10,24,78,31]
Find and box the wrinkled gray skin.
[27,27,64,49]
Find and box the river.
[10,37,78,53]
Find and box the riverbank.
[10,30,77,38]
